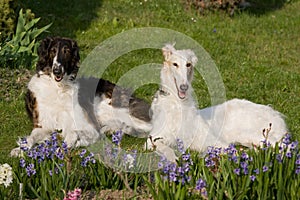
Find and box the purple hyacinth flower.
[112,130,123,146]
[26,163,36,177]
[80,149,87,158]
[62,141,68,153]
[282,134,291,145]
[195,178,207,190]
[20,158,26,168]
[158,162,164,169]
[169,172,177,182]
[286,152,292,158]
[243,167,249,175]
[182,153,190,161]
[163,164,170,174]
[56,151,64,160]
[262,165,269,172]
[176,138,185,154]
[290,141,298,150]
[276,154,283,163]
[240,161,248,169]
[241,152,249,160]
[250,175,256,181]
[234,168,240,175]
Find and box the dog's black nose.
[180,84,189,91]
[53,67,62,75]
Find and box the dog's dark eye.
[173,63,178,67]
[186,63,192,68]
[50,47,56,54]
[63,47,71,54]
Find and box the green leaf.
[158,186,167,200]
[20,33,30,46]
[24,18,40,31]
[142,175,158,199]
[17,46,30,53]
[30,23,52,39]
[15,9,25,36]
[174,182,184,200]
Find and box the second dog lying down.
[146,44,287,160]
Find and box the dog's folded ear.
[38,37,54,57]
[70,39,80,60]
[36,37,54,74]
[186,49,198,66]
[69,39,80,80]
[162,44,176,60]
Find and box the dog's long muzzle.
[178,84,189,99]
[53,65,64,82]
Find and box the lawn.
[0,0,299,198]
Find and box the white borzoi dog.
[146,44,287,160]
[10,37,151,156]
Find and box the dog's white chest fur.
[27,75,99,147]
[28,75,75,130]
[150,93,210,151]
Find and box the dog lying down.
[146,44,288,161]
[10,37,152,156]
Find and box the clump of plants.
[2,129,299,199]
[144,139,208,200]
[0,9,51,69]
[10,131,143,199]
[144,133,299,199]
[13,132,98,199]
[201,134,299,199]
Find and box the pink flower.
[64,188,81,200]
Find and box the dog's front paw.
[10,147,22,157]
[155,143,178,163]
[144,136,164,150]
[145,138,154,150]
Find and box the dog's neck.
[37,71,75,90]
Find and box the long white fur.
[146,44,287,159]
[10,73,100,156]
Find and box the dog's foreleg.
[10,128,52,157]
[64,130,80,147]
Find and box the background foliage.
[0,0,16,42]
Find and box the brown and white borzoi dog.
[11,37,151,156]
[146,44,287,160]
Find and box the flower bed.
[1,131,299,199]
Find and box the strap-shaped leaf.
[30,23,52,39]
[24,18,40,31]
[15,9,26,36]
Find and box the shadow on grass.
[17,0,102,38]
[246,0,292,15]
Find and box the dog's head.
[36,37,80,82]
[162,44,198,100]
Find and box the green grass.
[1,0,300,164]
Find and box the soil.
[83,187,153,200]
